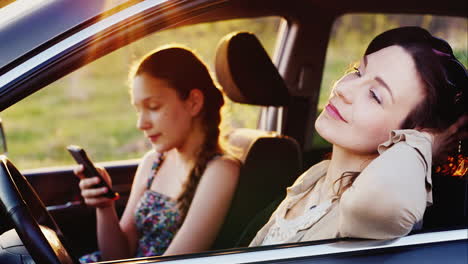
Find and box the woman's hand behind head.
[423,115,468,164]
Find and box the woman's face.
[131,73,198,153]
[315,45,426,154]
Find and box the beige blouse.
[250,129,432,246]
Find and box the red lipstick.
[147,133,161,143]
[325,103,348,123]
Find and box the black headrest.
[215,32,290,106]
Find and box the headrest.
[226,128,301,166]
[215,32,290,106]
[227,128,279,163]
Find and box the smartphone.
[67,145,119,200]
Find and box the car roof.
[0,0,465,75]
[0,0,137,73]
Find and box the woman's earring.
[458,140,462,154]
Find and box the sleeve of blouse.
[338,129,433,239]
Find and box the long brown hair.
[131,46,225,220]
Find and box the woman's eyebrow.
[143,96,160,102]
[362,56,395,104]
[374,76,395,104]
[132,95,161,106]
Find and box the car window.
[311,14,467,149]
[1,16,282,169]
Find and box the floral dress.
[79,153,182,263]
[134,153,183,256]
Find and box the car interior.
[211,31,303,249]
[0,0,466,263]
[211,30,468,245]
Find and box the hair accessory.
[432,48,451,57]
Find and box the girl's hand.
[423,115,468,164]
[73,164,115,208]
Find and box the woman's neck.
[323,145,377,192]
[171,121,205,167]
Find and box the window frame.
[97,228,468,263]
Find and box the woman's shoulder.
[134,149,160,180]
[215,152,240,163]
[204,154,241,180]
[209,153,241,169]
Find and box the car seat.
[211,32,302,249]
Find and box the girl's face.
[131,73,200,153]
[315,45,426,154]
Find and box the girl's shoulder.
[208,153,241,169]
[134,150,161,183]
[204,153,241,180]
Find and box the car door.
[0,0,284,258]
[81,229,468,263]
[0,0,466,263]
[19,161,138,256]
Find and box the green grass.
[1,18,276,169]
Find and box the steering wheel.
[0,156,75,264]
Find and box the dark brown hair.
[367,27,467,162]
[131,46,225,220]
[335,27,467,196]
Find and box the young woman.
[250,27,467,246]
[75,47,240,262]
